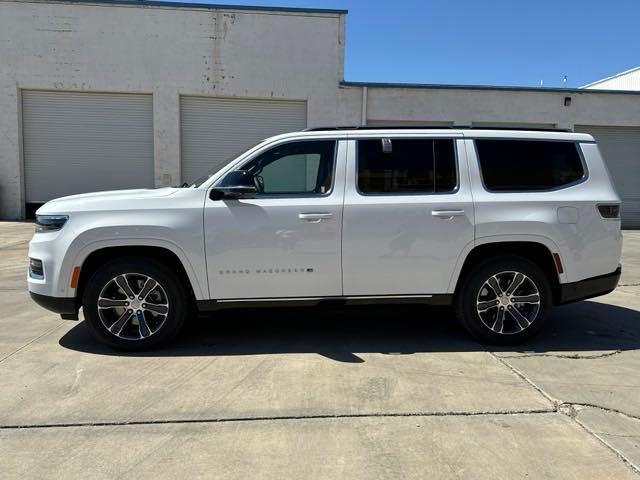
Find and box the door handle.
[432,210,465,219]
[299,213,333,223]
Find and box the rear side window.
[357,138,457,194]
[476,140,585,191]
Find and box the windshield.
[189,140,266,187]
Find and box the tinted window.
[241,140,336,195]
[357,139,457,194]
[476,140,584,191]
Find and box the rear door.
[342,135,474,295]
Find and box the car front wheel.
[82,257,188,350]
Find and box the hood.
[37,188,180,214]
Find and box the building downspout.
[361,86,368,126]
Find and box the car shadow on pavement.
[58,300,640,361]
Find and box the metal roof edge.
[340,80,640,96]
[43,0,348,15]
[581,66,640,88]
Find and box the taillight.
[597,204,621,219]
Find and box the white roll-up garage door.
[180,96,307,183]
[22,91,154,204]
[575,125,640,228]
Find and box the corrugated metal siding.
[22,91,154,203]
[180,96,307,183]
[575,125,640,228]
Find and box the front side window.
[476,139,585,191]
[357,138,457,194]
[241,140,336,195]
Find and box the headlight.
[35,215,69,232]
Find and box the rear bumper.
[558,266,621,305]
[30,292,78,319]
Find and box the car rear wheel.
[456,256,552,345]
[82,257,188,350]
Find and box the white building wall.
[359,85,640,129]
[0,0,358,218]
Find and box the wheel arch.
[73,241,205,304]
[450,238,564,304]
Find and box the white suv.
[28,127,622,350]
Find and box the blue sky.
[170,0,639,88]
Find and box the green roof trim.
[62,0,347,15]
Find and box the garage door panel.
[22,91,154,204]
[180,96,307,183]
[575,126,640,228]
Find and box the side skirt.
[196,294,452,312]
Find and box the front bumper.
[30,292,78,320]
[558,266,621,304]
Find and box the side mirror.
[210,170,257,200]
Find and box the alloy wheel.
[476,271,541,335]
[97,273,169,341]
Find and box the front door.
[342,136,474,296]
[204,139,346,299]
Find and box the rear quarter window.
[475,139,585,191]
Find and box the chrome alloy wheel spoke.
[98,298,129,309]
[141,302,169,315]
[109,310,135,336]
[138,278,158,301]
[512,293,540,304]
[136,310,152,338]
[492,307,506,333]
[506,305,531,330]
[477,299,499,312]
[505,272,525,296]
[486,276,504,296]
[115,275,136,299]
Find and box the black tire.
[455,255,552,345]
[82,257,188,351]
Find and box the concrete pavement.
[1,222,639,479]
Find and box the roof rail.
[303,125,453,131]
[303,125,572,133]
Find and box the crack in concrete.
[2,399,638,477]
[486,351,557,406]
[0,408,559,430]
[560,402,640,424]
[497,350,625,360]
[564,405,640,476]
[495,352,640,477]
[0,322,64,364]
